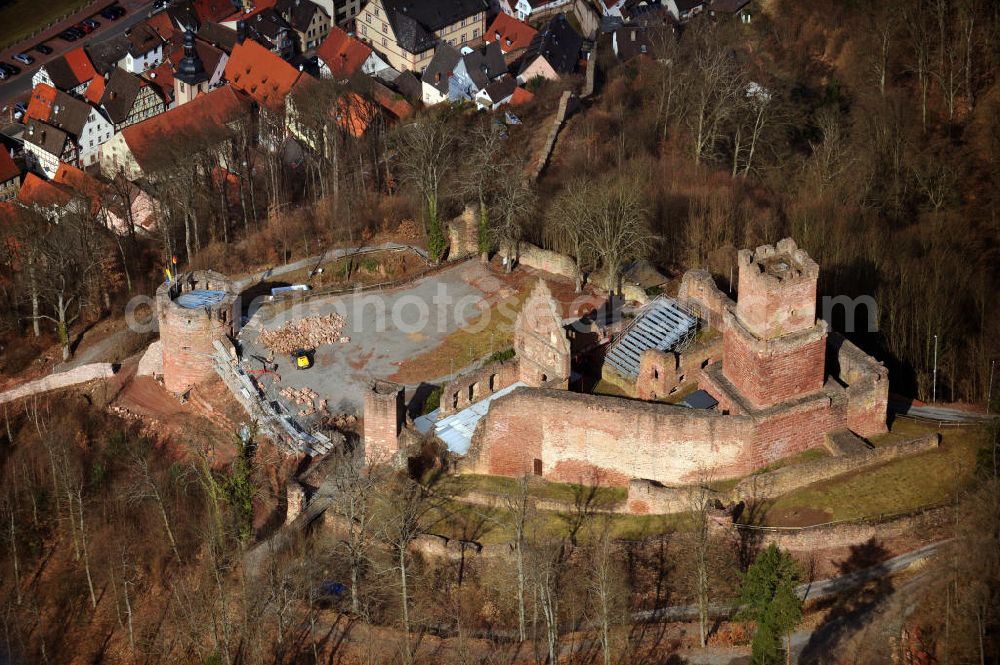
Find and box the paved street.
[0,0,156,111]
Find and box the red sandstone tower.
[364,380,405,465]
[722,239,827,408]
[156,270,240,395]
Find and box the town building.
[32,47,98,96]
[484,12,537,55]
[99,68,167,131]
[316,26,390,79]
[277,0,332,51]
[356,0,489,72]
[517,13,582,83]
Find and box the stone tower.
[156,270,239,394]
[722,238,827,408]
[514,279,571,387]
[364,380,406,465]
[174,27,209,106]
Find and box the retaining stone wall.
[0,363,116,405]
[735,433,940,500]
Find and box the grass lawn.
[769,419,985,523]
[0,0,91,51]
[390,290,527,383]
[444,473,627,506]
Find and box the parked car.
[77,22,95,34]
[59,30,79,42]
[13,53,34,65]
[101,6,125,19]
[82,18,101,29]
[0,63,20,76]
[151,0,170,12]
[0,71,7,81]
[14,101,27,114]
[34,44,53,55]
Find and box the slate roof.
[23,120,69,157]
[277,0,327,31]
[225,39,301,107]
[246,7,292,42]
[316,26,373,79]
[127,23,164,57]
[382,0,488,54]
[47,90,98,138]
[486,12,537,53]
[613,26,653,61]
[388,69,422,100]
[86,34,131,74]
[480,73,516,104]
[42,47,97,90]
[100,68,145,124]
[461,41,506,90]
[519,13,581,76]
[421,42,461,96]
[198,21,238,52]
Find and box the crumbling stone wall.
[828,332,889,436]
[500,240,578,280]
[466,389,755,486]
[156,270,239,395]
[678,269,733,331]
[626,479,724,515]
[636,335,721,401]
[514,280,571,386]
[364,380,405,465]
[448,204,480,259]
[439,359,520,417]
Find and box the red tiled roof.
[145,12,177,42]
[371,81,413,121]
[25,83,58,122]
[510,86,534,105]
[121,85,251,170]
[84,76,106,105]
[316,27,372,80]
[221,0,277,23]
[17,173,73,207]
[486,13,538,54]
[0,149,19,184]
[143,61,175,103]
[53,163,104,213]
[64,47,98,87]
[224,39,300,108]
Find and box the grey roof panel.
[604,296,696,378]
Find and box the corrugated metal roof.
[605,296,697,378]
[421,381,527,455]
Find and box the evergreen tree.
[737,544,803,665]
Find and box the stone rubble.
[257,314,349,355]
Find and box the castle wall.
[828,332,889,437]
[448,204,480,259]
[467,389,755,486]
[734,239,819,339]
[677,269,733,331]
[439,359,520,416]
[722,314,827,408]
[636,335,722,401]
[364,381,405,465]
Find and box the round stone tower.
[156,270,240,395]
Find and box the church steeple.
[176,28,207,85]
[174,27,209,106]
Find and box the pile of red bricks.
[258,314,349,354]
[279,386,328,418]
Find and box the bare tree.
[586,520,626,665]
[458,120,507,260]
[684,25,746,165]
[581,181,652,295]
[501,475,536,642]
[546,178,596,292]
[392,113,457,262]
[327,448,381,615]
[491,169,537,273]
